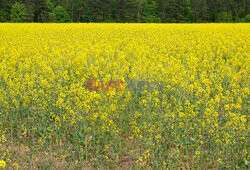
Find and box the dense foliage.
[10,2,27,22]
[0,0,249,23]
[0,23,249,169]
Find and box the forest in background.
[0,0,250,23]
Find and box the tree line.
[1,0,250,23]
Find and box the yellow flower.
[0,160,6,168]
[224,104,230,111]
[217,158,223,164]
[110,103,116,111]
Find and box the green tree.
[10,2,27,22]
[158,0,167,22]
[46,0,56,22]
[246,0,250,14]
[25,0,35,22]
[216,11,233,22]
[136,0,143,22]
[115,0,137,22]
[53,5,71,22]
[190,0,201,22]
[142,0,161,23]
[207,0,218,22]
[88,0,113,22]
[183,0,192,22]
[245,14,250,22]
[34,0,48,22]
[77,0,93,22]
[46,0,54,11]
[0,0,15,21]
[164,0,183,23]
[0,10,8,22]
[48,12,57,22]
[200,0,209,22]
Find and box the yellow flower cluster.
[0,160,6,168]
[0,23,249,168]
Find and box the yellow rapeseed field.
[0,23,249,169]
